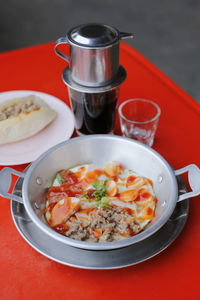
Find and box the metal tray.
[10,175,189,270]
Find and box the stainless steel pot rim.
[62,65,127,92]
[22,135,178,251]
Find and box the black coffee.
[69,88,119,135]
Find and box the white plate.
[0,90,74,165]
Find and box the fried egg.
[45,161,157,242]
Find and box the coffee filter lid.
[67,23,120,48]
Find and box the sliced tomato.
[93,228,103,238]
[126,177,145,189]
[126,175,137,185]
[135,206,155,220]
[119,189,138,202]
[85,169,103,184]
[103,162,124,178]
[53,223,68,235]
[59,170,78,185]
[46,180,86,200]
[106,180,118,197]
[135,188,152,202]
[50,197,80,226]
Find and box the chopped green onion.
[97,196,110,208]
[101,197,110,204]
[82,192,90,200]
[55,173,63,183]
[92,180,106,190]
[92,180,108,201]
[53,173,64,186]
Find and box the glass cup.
[118,99,161,146]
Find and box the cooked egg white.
[45,161,157,240]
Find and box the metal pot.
[0,135,200,250]
[55,23,133,87]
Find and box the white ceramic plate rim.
[0,90,74,165]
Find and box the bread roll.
[0,95,57,144]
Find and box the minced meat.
[61,207,141,242]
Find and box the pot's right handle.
[175,164,200,202]
[0,167,25,203]
[54,37,70,62]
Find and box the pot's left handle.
[175,164,200,202]
[0,167,25,203]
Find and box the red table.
[0,42,200,300]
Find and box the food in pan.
[45,161,157,242]
[0,95,56,144]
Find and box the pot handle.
[175,164,200,202]
[54,37,70,62]
[0,167,25,203]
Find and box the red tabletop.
[0,42,200,300]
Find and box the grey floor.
[0,0,200,103]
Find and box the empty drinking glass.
[118,99,161,146]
